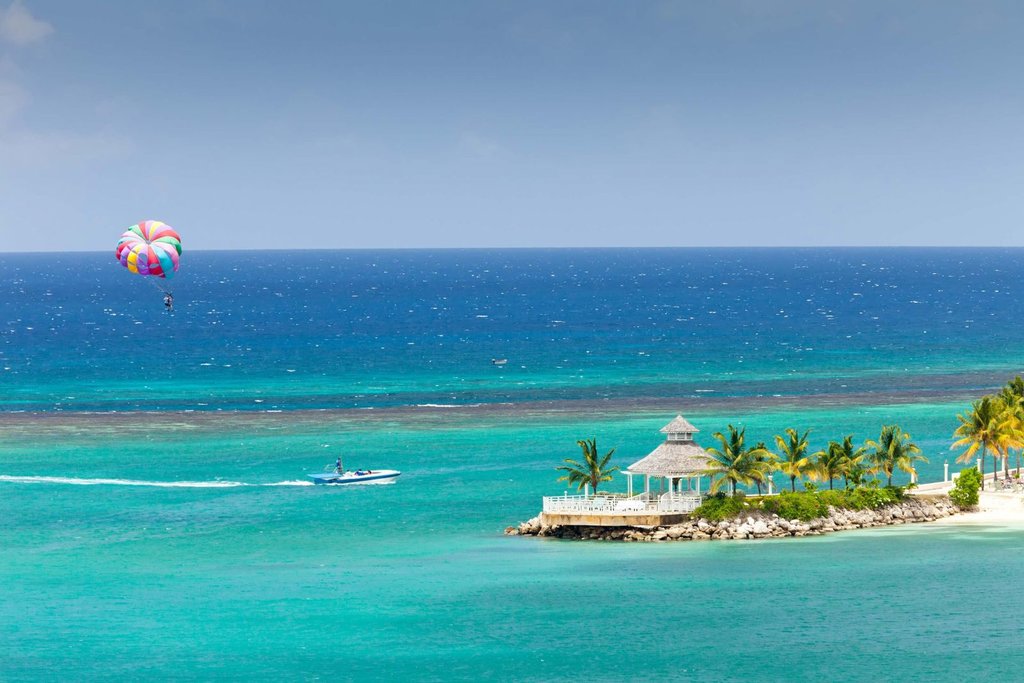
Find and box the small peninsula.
[506,407,1013,542]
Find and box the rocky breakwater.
[505,496,960,542]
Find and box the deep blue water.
[2,248,1022,411]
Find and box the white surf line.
[0,476,314,488]
[0,475,249,488]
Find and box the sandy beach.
[913,474,1024,527]
[933,490,1024,527]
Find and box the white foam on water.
[0,475,335,489]
[0,475,249,488]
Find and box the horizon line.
[1,245,1021,255]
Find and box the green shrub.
[816,489,846,510]
[692,485,910,523]
[692,493,747,522]
[949,467,981,509]
[761,491,828,521]
[843,486,901,510]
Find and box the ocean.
[1,248,1022,681]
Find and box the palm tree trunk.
[1003,450,1010,480]
[790,475,796,492]
[978,449,986,490]
[829,477,834,490]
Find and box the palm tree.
[813,435,865,490]
[775,428,813,492]
[844,457,870,489]
[998,384,1024,478]
[556,438,618,494]
[701,425,775,496]
[866,424,927,487]
[953,396,1014,490]
[751,441,778,494]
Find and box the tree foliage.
[867,424,927,488]
[953,396,1015,489]
[813,435,866,490]
[702,425,776,496]
[556,438,618,494]
[775,428,813,492]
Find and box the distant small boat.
[308,468,401,485]
[491,358,508,366]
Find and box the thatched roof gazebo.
[623,415,711,498]
[540,414,716,525]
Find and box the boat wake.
[0,475,315,488]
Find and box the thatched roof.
[627,441,711,477]
[660,415,699,434]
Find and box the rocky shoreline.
[505,496,962,542]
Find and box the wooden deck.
[541,510,691,527]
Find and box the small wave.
[0,475,249,488]
[0,476,318,488]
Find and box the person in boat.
[335,457,343,473]
[163,293,174,311]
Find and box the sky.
[0,0,1023,251]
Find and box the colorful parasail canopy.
[115,220,182,279]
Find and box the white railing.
[658,491,704,513]
[542,491,704,515]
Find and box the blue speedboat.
[308,468,401,485]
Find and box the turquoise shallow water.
[3,249,1024,680]
[0,406,1018,681]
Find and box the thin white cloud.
[0,6,128,171]
[0,1,53,47]
[457,131,505,158]
[0,127,133,169]
[0,77,26,124]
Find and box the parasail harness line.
[143,276,174,311]
[115,220,181,310]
